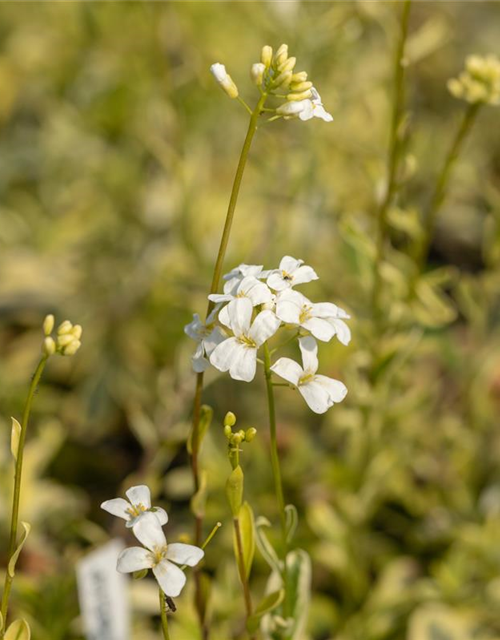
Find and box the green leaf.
[226,465,243,517]
[11,417,21,461]
[187,404,213,454]
[255,517,282,575]
[285,504,298,544]
[233,501,255,582]
[247,590,284,634]
[5,619,31,640]
[190,470,208,518]
[8,521,31,578]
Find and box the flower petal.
[275,290,304,324]
[267,272,289,292]
[229,344,258,382]
[100,498,131,521]
[299,379,333,413]
[311,302,341,318]
[166,543,204,567]
[239,276,273,306]
[329,318,351,346]
[153,507,169,526]
[210,337,240,373]
[207,293,232,304]
[292,265,318,286]
[280,256,303,273]
[117,547,154,573]
[126,485,151,509]
[192,343,209,373]
[299,336,318,373]
[184,314,202,341]
[132,512,167,552]
[314,374,348,403]
[270,357,303,386]
[226,298,253,337]
[203,327,226,356]
[249,310,281,347]
[153,560,187,598]
[302,317,336,342]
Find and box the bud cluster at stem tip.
[223,411,257,467]
[42,314,83,357]
[448,54,500,105]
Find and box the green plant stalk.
[371,0,411,329]
[159,589,171,640]
[1,354,48,635]
[189,92,268,639]
[233,516,255,640]
[415,101,481,270]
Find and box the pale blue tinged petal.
[153,560,187,598]
[166,543,204,567]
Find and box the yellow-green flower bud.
[278,56,296,74]
[71,324,83,340]
[58,320,73,335]
[291,71,308,83]
[261,45,273,68]
[287,89,313,101]
[226,465,244,517]
[43,314,55,336]
[57,334,74,348]
[290,81,313,93]
[43,337,56,356]
[273,70,292,89]
[224,424,233,439]
[224,411,237,427]
[448,54,500,105]
[210,63,239,99]
[63,339,81,356]
[274,44,288,67]
[237,429,245,440]
[250,62,266,86]
[232,433,243,446]
[245,428,257,442]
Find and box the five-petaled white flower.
[267,256,318,292]
[210,275,275,327]
[276,290,351,344]
[210,298,281,382]
[271,336,347,414]
[117,512,204,597]
[277,88,333,123]
[184,307,225,373]
[101,485,168,529]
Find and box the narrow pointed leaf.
[255,516,282,575]
[5,619,31,640]
[285,504,298,544]
[8,522,31,578]
[247,589,284,633]
[233,501,255,582]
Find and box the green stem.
[415,101,481,270]
[1,355,48,634]
[189,92,268,639]
[159,589,171,640]
[371,0,411,329]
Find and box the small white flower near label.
[117,513,204,598]
[101,485,168,529]
[271,336,347,414]
[267,256,318,292]
[210,298,281,382]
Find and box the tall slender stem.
[159,589,171,640]
[189,92,268,639]
[371,0,411,327]
[415,102,480,270]
[1,355,48,634]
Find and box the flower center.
[298,372,314,386]
[152,544,168,566]
[299,305,312,324]
[127,503,147,518]
[238,335,257,348]
[281,271,293,282]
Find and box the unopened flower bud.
[274,44,288,67]
[250,62,266,86]
[273,70,292,89]
[291,71,308,83]
[231,433,243,446]
[261,45,273,68]
[245,428,257,442]
[58,320,73,335]
[290,80,313,93]
[287,89,313,101]
[71,324,83,340]
[57,334,74,348]
[224,411,237,427]
[43,314,54,336]
[224,424,233,439]
[278,56,296,73]
[63,339,81,356]
[237,429,245,441]
[210,63,239,99]
[43,337,56,356]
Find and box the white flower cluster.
[101,485,204,598]
[211,43,333,123]
[185,256,350,414]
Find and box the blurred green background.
[1,2,500,639]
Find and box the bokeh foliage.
[1,2,500,639]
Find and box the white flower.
[117,512,204,598]
[271,336,347,414]
[210,63,239,99]
[210,298,281,382]
[267,256,318,292]
[101,485,168,529]
[210,275,274,326]
[276,290,350,344]
[184,307,225,373]
[277,88,333,122]
[222,263,271,290]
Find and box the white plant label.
[76,539,130,640]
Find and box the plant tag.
[76,539,130,640]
